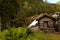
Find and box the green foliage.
[1,0,20,29]
[55,22,60,32]
[55,5,60,12]
[0,27,45,40]
[1,0,60,29]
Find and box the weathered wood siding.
[38,17,55,30]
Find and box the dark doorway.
[55,26,59,32]
[44,21,48,29]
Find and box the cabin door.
[43,21,48,29]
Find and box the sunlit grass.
[0,27,60,40]
[44,33,60,40]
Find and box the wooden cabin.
[35,14,56,32]
[25,14,57,32]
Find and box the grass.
[44,33,60,40]
[0,27,44,40]
[0,27,60,40]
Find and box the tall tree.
[1,0,20,30]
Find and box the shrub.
[0,27,45,40]
[55,22,60,32]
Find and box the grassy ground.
[44,32,60,40]
[1,27,60,40]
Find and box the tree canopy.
[0,0,60,29]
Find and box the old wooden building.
[36,14,56,32]
[26,14,57,32]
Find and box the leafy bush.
[55,22,60,32]
[0,27,45,40]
